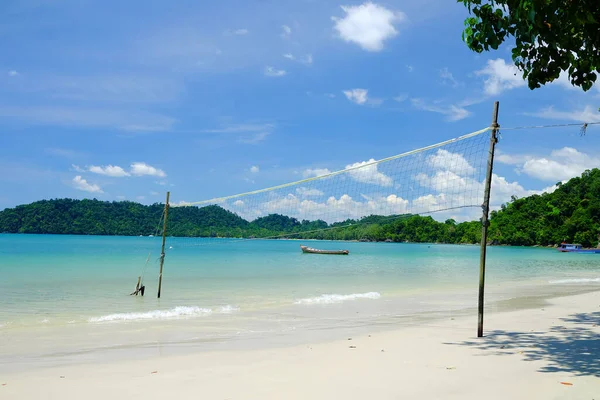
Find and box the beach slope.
[2,291,599,400]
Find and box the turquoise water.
[1,234,599,369]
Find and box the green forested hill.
[1,168,599,247]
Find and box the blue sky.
[1,0,599,219]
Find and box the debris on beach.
[151,371,158,374]
[446,366,456,370]
[60,376,65,379]
[349,346,356,349]
[347,338,352,340]
[560,382,573,386]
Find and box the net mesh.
[172,127,491,238]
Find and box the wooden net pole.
[157,191,170,299]
[478,101,499,338]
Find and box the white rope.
[174,126,491,207]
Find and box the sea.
[1,234,599,372]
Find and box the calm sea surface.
[1,234,599,370]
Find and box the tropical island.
[1,168,599,248]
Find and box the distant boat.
[558,243,600,254]
[300,245,349,255]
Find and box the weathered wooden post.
[157,191,170,299]
[478,101,499,338]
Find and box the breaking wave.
[89,305,239,323]
[294,292,381,305]
[549,278,600,284]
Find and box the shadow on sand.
[448,311,600,377]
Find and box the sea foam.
[89,305,238,323]
[294,292,381,305]
[549,278,600,284]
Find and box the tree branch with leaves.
[460,0,599,96]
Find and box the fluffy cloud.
[344,158,393,186]
[303,168,332,178]
[8,70,19,77]
[72,176,103,193]
[332,2,405,52]
[250,165,260,173]
[88,164,130,177]
[232,29,248,35]
[475,58,526,95]
[521,147,600,182]
[427,149,476,175]
[496,147,600,182]
[343,88,369,105]
[130,162,166,177]
[243,193,410,223]
[264,66,287,77]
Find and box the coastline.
[3,290,599,399]
[0,232,578,249]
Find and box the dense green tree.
[460,0,600,93]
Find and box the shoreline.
[0,232,579,249]
[2,281,598,372]
[3,290,599,399]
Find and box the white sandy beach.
[2,291,599,400]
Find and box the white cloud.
[281,25,292,38]
[343,88,369,105]
[345,158,393,186]
[150,191,160,196]
[130,162,166,177]
[244,193,410,223]
[72,176,103,193]
[250,165,260,173]
[495,151,530,166]
[406,65,414,72]
[8,70,18,77]
[305,54,313,65]
[264,66,287,77]
[332,2,405,52]
[475,58,526,95]
[393,93,408,102]
[303,168,332,178]
[440,68,460,87]
[296,187,324,197]
[88,164,130,177]
[520,147,600,182]
[233,200,245,207]
[526,105,600,123]
[232,29,249,35]
[427,149,475,175]
[411,99,470,122]
[171,200,192,207]
[283,53,295,60]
